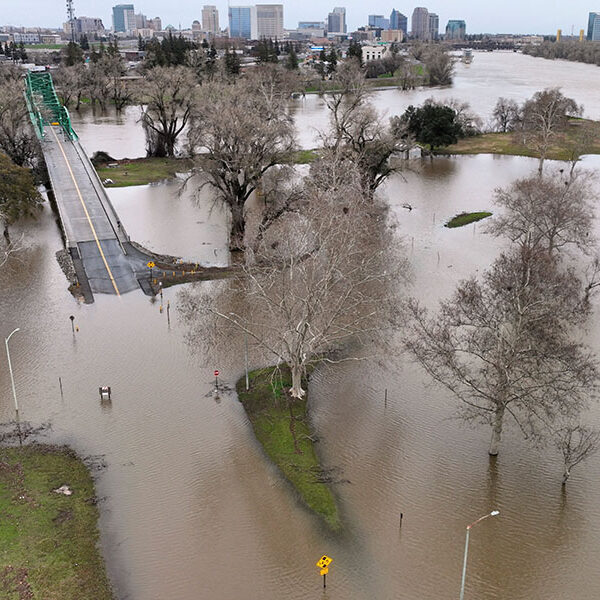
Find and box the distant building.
[202,5,219,35]
[12,32,40,43]
[362,44,387,62]
[192,20,202,32]
[229,5,253,38]
[428,13,439,40]
[368,15,389,29]
[299,21,325,29]
[112,4,135,33]
[65,16,104,39]
[327,7,346,34]
[411,7,429,39]
[446,19,466,40]
[255,4,284,39]
[381,29,404,42]
[150,17,162,31]
[588,12,600,41]
[390,9,407,35]
[135,13,146,29]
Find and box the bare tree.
[553,423,600,485]
[322,62,410,196]
[407,247,599,456]
[565,120,596,178]
[140,66,197,157]
[520,88,581,175]
[96,53,132,112]
[179,162,405,398]
[486,170,596,255]
[424,47,454,86]
[187,73,296,251]
[54,64,87,110]
[0,72,38,167]
[492,97,520,133]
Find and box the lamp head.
[490,510,500,516]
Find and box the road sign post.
[147,261,156,284]
[214,369,220,392]
[316,555,332,589]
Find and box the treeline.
[523,40,600,66]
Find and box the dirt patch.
[0,566,33,600]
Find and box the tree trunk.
[537,156,545,176]
[3,224,10,243]
[488,404,505,456]
[229,202,246,252]
[289,363,305,399]
[562,464,571,485]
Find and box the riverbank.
[0,445,113,599]
[96,150,319,188]
[236,367,341,530]
[441,119,600,160]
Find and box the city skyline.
[1,0,595,34]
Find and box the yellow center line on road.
[50,127,121,296]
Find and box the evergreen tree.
[285,46,299,70]
[79,34,89,50]
[224,47,241,76]
[347,39,363,65]
[138,33,145,51]
[63,41,84,66]
[327,48,338,75]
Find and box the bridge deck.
[41,125,145,299]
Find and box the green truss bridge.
[25,71,156,302]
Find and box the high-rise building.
[68,16,104,38]
[390,9,407,35]
[445,19,466,40]
[112,4,135,33]
[411,7,429,39]
[150,16,162,31]
[299,21,325,29]
[327,7,346,34]
[255,4,284,39]
[368,15,390,29]
[229,5,253,38]
[428,13,439,40]
[135,13,146,29]
[588,12,600,41]
[202,5,219,35]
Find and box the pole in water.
[69,315,75,333]
[384,388,388,408]
[323,573,326,589]
[166,300,171,327]
[400,512,403,527]
[214,369,220,393]
[59,377,64,400]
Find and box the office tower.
[135,13,146,29]
[445,19,466,40]
[150,17,162,31]
[327,7,346,34]
[368,15,390,29]
[229,5,253,38]
[428,13,439,40]
[255,4,284,39]
[411,7,429,39]
[112,4,135,32]
[202,5,219,35]
[390,9,407,35]
[588,12,600,41]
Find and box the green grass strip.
[445,211,492,228]
[236,367,341,530]
[0,445,113,599]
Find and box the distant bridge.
[25,71,156,303]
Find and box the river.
[1,52,600,600]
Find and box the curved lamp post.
[459,510,500,600]
[5,327,22,445]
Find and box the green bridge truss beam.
[24,71,78,142]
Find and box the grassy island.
[236,367,341,530]
[96,157,193,187]
[446,211,492,228]
[0,445,113,599]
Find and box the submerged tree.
[179,161,404,398]
[187,69,296,251]
[140,66,197,157]
[400,101,463,152]
[492,97,520,133]
[553,423,600,485]
[407,247,599,456]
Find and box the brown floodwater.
[1,53,600,600]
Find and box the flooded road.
[2,52,600,599]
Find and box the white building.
[361,44,387,62]
[12,32,40,43]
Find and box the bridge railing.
[25,71,78,141]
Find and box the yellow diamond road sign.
[147,261,156,268]
[316,555,332,568]
[320,567,329,576]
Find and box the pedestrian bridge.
[25,71,155,302]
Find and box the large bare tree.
[140,66,197,157]
[552,422,600,485]
[520,88,581,175]
[407,247,599,456]
[179,161,405,398]
[187,70,296,251]
[486,170,596,255]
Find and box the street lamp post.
[459,510,500,600]
[5,327,22,445]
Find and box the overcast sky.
[3,1,595,35]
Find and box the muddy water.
[71,51,600,156]
[2,151,600,600]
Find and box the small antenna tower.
[66,0,75,42]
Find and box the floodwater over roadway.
[1,52,600,600]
